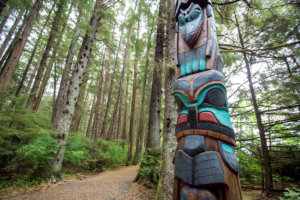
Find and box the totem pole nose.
[187,104,198,129]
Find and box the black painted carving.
[173,70,225,93]
[175,150,224,186]
[175,150,193,185]
[176,123,235,139]
[218,140,240,173]
[184,135,206,157]
[206,88,226,106]
[188,105,198,128]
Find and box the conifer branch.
[220,41,300,53]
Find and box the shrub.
[280,186,300,200]
[14,134,59,181]
[64,132,93,168]
[237,150,261,184]
[99,139,128,167]
[135,147,161,185]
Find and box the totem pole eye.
[178,16,186,27]
[190,10,200,21]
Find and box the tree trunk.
[86,93,97,138]
[116,94,122,139]
[0,0,43,100]
[70,71,89,132]
[235,14,273,195]
[99,32,123,137]
[32,3,72,111]
[120,74,129,143]
[126,20,140,166]
[0,10,24,59]
[53,62,57,104]
[92,55,106,159]
[52,2,83,122]
[161,0,176,199]
[146,0,165,148]
[24,64,38,94]
[0,11,27,72]
[79,90,90,132]
[52,0,103,174]
[26,0,65,109]
[106,0,139,140]
[133,25,153,165]
[16,3,55,96]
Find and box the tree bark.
[32,3,72,111]
[133,27,153,165]
[146,0,165,148]
[0,0,43,100]
[116,93,123,139]
[126,20,140,166]
[106,0,139,140]
[24,64,38,94]
[26,0,65,109]
[52,0,103,174]
[70,70,89,132]
[16,3,55,96]
[0,12,26,73]
[0,10,24,59]
[52,2,83,123]
[0,14,26,73]
[161,0,176,199]
[235,13,273,195]
[99,32,123,137]
[92,54,107,159]
[120,74,129,143]
[86,93,97,138]
[53,62,57,104]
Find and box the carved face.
[178,3,203,48]
[173,71,235,141]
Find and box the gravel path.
[3,165,154,200]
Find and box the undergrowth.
[0,97,128,189]
[134,147,161,188]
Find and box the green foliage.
[64,135,128,171]
[135,147,161,185]
[0,97,58,184]
[0,97,129,188]
[14,134,59,181]
[237,150,261,184]
[64,132,93,167]
[98,139,128,167]
[280,186,300,200]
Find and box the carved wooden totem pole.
[173,0,242,199]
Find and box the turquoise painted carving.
[222,143,233,154]
[192,60,198,72]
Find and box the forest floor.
[0,165,279,200]
[0,165,154,200]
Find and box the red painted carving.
[198,112,218,124]
[177,114,189,126]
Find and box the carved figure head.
[178,3,203,48]
[173,70,235,145]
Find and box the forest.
[0,0,299,199]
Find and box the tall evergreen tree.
[146,0,165,148]
[0,0,43,100]
[26,0,65,109]
[52,0,104,174]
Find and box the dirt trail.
[3,165,154,200]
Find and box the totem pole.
[173,0,242,199]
